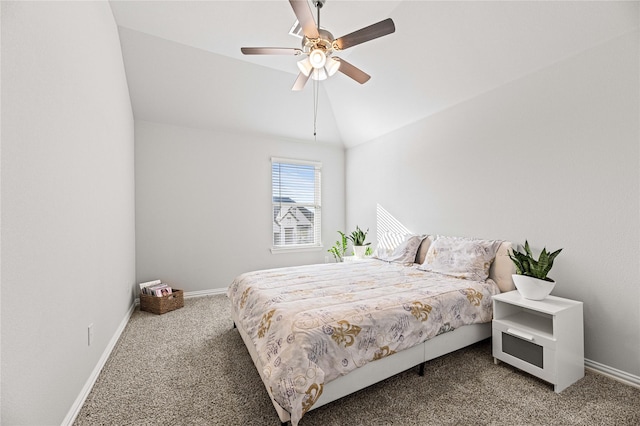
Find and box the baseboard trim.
[61,302,136,426]
[183,287,228,298]
[585,358,640,389]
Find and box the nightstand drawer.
[502,332,543,368]
[493,324,557,383]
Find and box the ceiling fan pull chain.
[313,78,319,139]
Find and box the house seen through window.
[272,158,321,250]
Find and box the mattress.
[227,259,500,425]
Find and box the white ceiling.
[110,0,638,148]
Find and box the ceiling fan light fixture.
[311,67,328,81]
[297,57,313,77]
[325,56,340,77]
[309,49,327,69]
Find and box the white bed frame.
[230,241,513,424]
[231,308,491,424]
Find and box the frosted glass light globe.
[309,49,326,69]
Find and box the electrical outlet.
[88,323,94,346]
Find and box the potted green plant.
[328,231,348,262]
[347,226,371,258]
[509,240,562,300]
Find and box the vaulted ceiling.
[110,1,638,148]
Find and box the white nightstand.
[492,291,584,393]
[342,256,370,263]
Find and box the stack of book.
[139,280,173,297]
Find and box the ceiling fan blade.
[241,47,302,55]
[289,0,319,39]
[334,18,395,51]
[292,72,310,91]
[334,58,371,84]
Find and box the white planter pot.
[353,246,367,258]
[512,274,556,300]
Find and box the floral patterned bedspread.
[227,259,500,425]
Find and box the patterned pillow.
[418,236,503,281]
[375,234,426,264]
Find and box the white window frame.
[271,157,322,253]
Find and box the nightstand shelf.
[497,311,554,339]
[492,291,584,393]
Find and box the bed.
[228,235,514,425]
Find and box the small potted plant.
[509,240,562,300]
[328,231,348,262]
[347,226,371,258]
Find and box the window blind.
[272,158,322,249]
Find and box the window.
[272,158,322,251]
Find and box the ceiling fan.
[241,0,395,91]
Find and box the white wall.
[135,121,345,291]
[346,32,639,377]
[1,1,135,424]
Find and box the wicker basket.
[140,289,184,315]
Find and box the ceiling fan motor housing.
[302,28,335,55]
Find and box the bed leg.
[233,321,236,329]
[419,361,426,377]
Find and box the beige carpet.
[75,295,640,425]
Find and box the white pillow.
[372,232,407,257]
[375,234,426,264]
[418,236,503,281]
